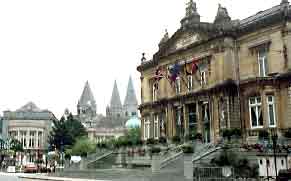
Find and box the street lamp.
[271,131,278,180]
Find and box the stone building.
[3,102,56,165]
[77,81,97,127]
[137,0,291,143]
[77,78,138,142]
[106,77,138,118]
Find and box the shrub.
[172,136,181,144]
[150,146,161,154]
[222,129,232,140]
[146,138,155,145]
[135,139,143,146]
[158,137,167,144]
[193,133,203,140]
[181,144,194,154]
[232,128,242,137]
[258,130,269,140]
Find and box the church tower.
[123,76,138,118]
[77,81,97,118]
[106,80,123,117]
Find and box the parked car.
[24,163,37,173]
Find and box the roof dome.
[125,116,141,128]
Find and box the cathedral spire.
[107,80,123,117]
[77,81,96,116]
[123,76,138,117]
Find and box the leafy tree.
[125,127,141,146]
[10,139,23,153]
[48,113,87,151]
[71,137,96,157]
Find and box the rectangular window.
[188,103,197,135]
[249,97,263,128]
[187,75,193,91]
[267,95,276,127]
[258,48,268,77]
[200,71,206,86]
[144,119,150,140]
[152,83,157,101]
[38,132,42,148]
[154,115,159,139]
[20,131,27,148]
[175,77,181,94]
[29,131,35,148]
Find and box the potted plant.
[158,137,167,145]
[146,138,155,146]
[193,133,203,141]
[182,144,194,154]
[258,130,269,141]
[172,135,181,145]
[222,129,232,141]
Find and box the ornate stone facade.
[138,1,291,143]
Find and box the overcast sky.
[0,0,282,118]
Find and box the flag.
[154,66,165,90]
[185,58,199,75]
[154,66,164,82]
[168,63,181,84]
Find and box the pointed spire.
[158,29,169,48]
[123,76,138,118]
[181,0,200,28]
[79,81,96,106]
[124,76,138,106]
[110,80,122,109]
[214,3,231,25]
[78,81,96,116]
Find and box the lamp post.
[271,131,278,180]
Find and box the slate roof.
[3,102,56,120]
[16,102,41,112]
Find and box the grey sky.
[0,0,282,118]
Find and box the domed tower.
[123,76,138,118]
[77,81,97,118]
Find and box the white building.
[3,102,56,165]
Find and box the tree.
[71,137,96,157]
[48,113,87,151]
[125,127,141,146]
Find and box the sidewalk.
[0,172,110,181]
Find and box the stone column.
[283,22,291,70]
[151,154,161,173]
[26,130,29,149]
[184,153,194,180]
[36,131,39,149]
